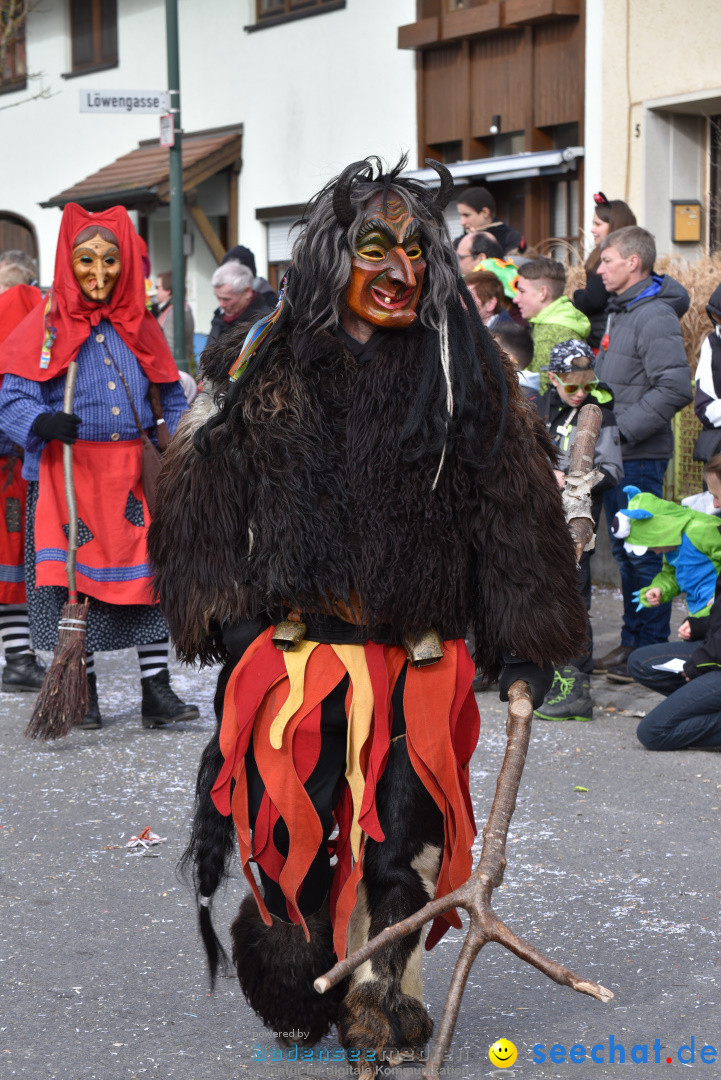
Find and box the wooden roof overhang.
[41,127,242,212]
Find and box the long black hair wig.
[196,156,508,471]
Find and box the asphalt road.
[1,588,719,1080]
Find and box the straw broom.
[25,360,89,740]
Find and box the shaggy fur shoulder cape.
[148,323,587,675]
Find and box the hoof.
[231,894,346,1044]
[338,981,433,1058]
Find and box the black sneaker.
[77,672,102,730]
[1,649,46,693]
[534,666,593,722]
[141,669,199,729]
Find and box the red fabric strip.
[403,640,480,949]
[254,647,346,933]
[0,455,27,604]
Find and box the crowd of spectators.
[455,183,721,752]
[3,180,720,754]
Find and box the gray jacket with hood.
[594,274,692,461]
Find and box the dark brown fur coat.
[148,325,587,676]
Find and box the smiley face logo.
[488,1038,518,1068]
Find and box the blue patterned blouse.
[0,320,188,480]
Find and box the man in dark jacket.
[629,458,721,749]
[207,261,274,347]
[593,226,692,679]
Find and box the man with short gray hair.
[594,225,692,679]
[207,260,273,346]
[0,250,38,291]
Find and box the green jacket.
[529,296,591,390]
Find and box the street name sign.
[79,90,171,115]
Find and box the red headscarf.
[0,284,42,345]
[0,204,179,383]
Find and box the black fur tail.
[178,657,238,987]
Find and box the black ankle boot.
[2,649,46,692]
[77,672,102,730]
[141,668,199,728]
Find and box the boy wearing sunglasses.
[534,339,624,721]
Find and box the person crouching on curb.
[623,455,721,750]
[534,339,624,721]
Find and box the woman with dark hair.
[456,184,522,255]
[573,193,637,348]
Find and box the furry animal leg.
[338,739,443,1062]
[231,894,346,1045]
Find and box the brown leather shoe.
[592,644,634,674]
[606,661,634,684]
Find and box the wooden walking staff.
[25,360,90,740]
[315,403,611,1079]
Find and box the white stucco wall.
[585,0,721,256]
[0,0,416,331]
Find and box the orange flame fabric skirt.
[211,627,480,960]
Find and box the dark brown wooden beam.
[228,167,239,249]
[398,16,439,49]
[186,199,225,264]
[442,3,504,41]
[504,0,579,25]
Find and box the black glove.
[498,659,554,710]
[32,411,81,445]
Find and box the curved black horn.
[332,160,370,228]
[425,158,455,211]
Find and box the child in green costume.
[610,486,721,618]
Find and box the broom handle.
[62,361,79,605]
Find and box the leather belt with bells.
[272,610,444,667]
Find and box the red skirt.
[34,438,155,606]
[0,454,27,605]
[211,630,480,960]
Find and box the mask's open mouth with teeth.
[371,286,415,309]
